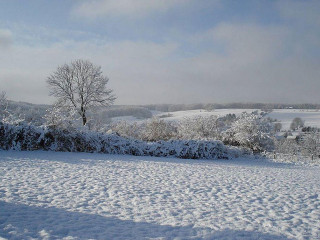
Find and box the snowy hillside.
[1,151,319,240]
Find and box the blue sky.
[0,0,320,105]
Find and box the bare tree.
[290,117,304,131]
[47,59,116,126]
[274,122,282,132]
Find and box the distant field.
[154,109,257,121]
[111,108,320,130]
[268,109,320,130]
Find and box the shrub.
[223,113,274,152]
[0,121,246,160]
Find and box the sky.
[0,0,320,105]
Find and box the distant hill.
[6,101,320,116]
[143,103,320,112]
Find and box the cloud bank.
[73,0,193,19]
[0,0,319,105]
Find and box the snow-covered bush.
[177,115,220,140]
[274,138,300,156]
[299,132,320,157]
[110,118,178,141]
[0,92,26,126]
[274,128,320,160]
[141,117,177,141]
[110,120,142,139]
[44,105,81,131]
[223,113,274,152]
[0,122,247,160]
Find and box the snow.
[267,109,320,130]
[1,151,319,240]
[164,109,320,131]
[154,109,257,122]
[111,115,144,123]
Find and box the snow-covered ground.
[1,151,319,240]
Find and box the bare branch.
[47,59,116,125]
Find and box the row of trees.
[144,103,320,112]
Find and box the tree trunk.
[81,107,86,126]
[82,114,87,126]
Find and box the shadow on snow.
[0,150,300,170]
[0,201,293,240]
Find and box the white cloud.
[1,19,320,105]
[72,0,192,19]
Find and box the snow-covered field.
[154,109,257,122]
[112,108,320,131]
[111,109,258,123]
[1,151,319,240]
[268,109,320,130]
